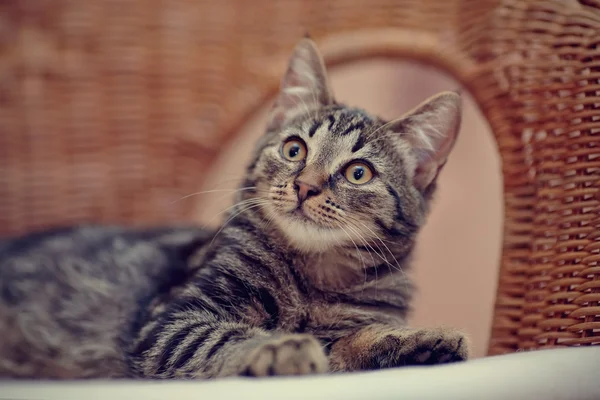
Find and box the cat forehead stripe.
[308,115,336,138]
[309,110,373,139]
[339,121,366,136]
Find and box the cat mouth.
[288,205,318,224]
[290,205,307,218]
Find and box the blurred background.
[0,1,504,358]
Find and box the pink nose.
[294,180,321,203]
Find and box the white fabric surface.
[2,347,599,400]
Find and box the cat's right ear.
[266,39,334,132]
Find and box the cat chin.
[271,214,349,253]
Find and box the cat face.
[245,39,461,253]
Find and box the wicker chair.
[0,0,598,358]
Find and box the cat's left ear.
[266,38,334,132]
[393,91,462,192]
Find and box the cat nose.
[294,180,321,203]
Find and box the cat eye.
[281,138,307,162]
[344,162,374,185]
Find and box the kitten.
[0,38,467,379]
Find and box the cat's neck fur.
[222,205,413,295]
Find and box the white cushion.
[2,347,599,400]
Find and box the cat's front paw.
[241,334,328,377]
[372,327,469,368]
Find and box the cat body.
[0,39,468,379]
[0,225,214,377]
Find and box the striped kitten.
[0,38,467,379]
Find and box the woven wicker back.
[1,0,598,355]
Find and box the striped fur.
[0,39,467,379]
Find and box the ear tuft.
[266,38,334,132]
[393,91,462,191]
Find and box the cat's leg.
[328,325,469,372]
[130,317,328,378]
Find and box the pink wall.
[194,60,503,358]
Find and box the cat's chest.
[259,263,376,331]
[298,251,369,292]
[236,248,400,331]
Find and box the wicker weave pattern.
[0,0,598,355]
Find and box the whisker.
[344,222,382,292]
[345,221,396,290]
[345,220,388,263]
[204,176,248,188]
[350,218,411,294]
[263,208,278,230]
[365,118,400,140]
[344,223,377,268]
[206,200,271,249]
[172,187,258,204]
[336,223,368,292]
[201,197,269,229]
